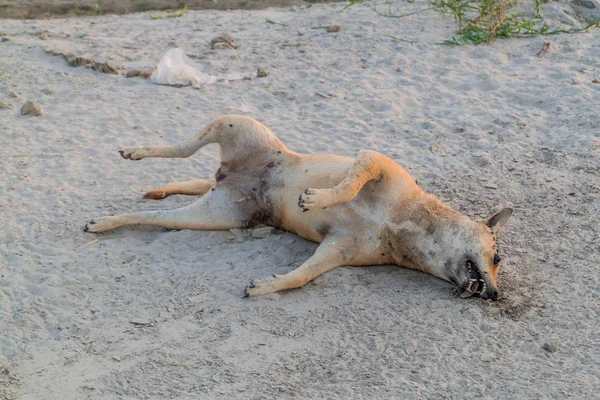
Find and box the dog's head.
[443,208,513,300]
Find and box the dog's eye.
[494,254,501,265]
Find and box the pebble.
[0,99,11,109]
[40,88,53,95]
[125,69,142,78]
[542,342,557,353]
[257,67,269,78]
[211,33,238,50]
[484,183,498,189]
[327,25,341,33]
[9,91,18,98]
[66,53,95,67]
[481,353,495,362]
[21,101,42,116]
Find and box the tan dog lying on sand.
[85,115,512,299]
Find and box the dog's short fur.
[85,115,512,299]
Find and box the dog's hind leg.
[244,237,355,297]
[298,150,415,211]
[143,179,215,199]
[119,115,288,161]
[84,188,244,233]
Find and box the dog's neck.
[383,194,465,278]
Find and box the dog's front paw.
[83,216,119,233]
[118,147,147,160]
[243,275,280,297]
[298,188,335,211]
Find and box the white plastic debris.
[151,48,255,88]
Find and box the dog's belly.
[268,154,388,245]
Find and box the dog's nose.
[488,289,500,300]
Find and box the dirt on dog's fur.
[1,3,599,399]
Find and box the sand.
[1,1,599,399]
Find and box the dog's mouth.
[460,260,487,298]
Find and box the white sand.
[1,2,599,399]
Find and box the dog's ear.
[485,208,513,235]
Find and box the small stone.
[92,61,119,74]
[112,356,121,362]
[0,99,11,109]
[9,91,18,98]
[542,342,557,352]
[37,31,50,40]
[66,53,95,67]
[297,29,306,36]
[21,101,42,116]
[593,79,600,84]
[125,69,142,78]
[257,67,269,78]
[251,226,275,239]
[211,33,238,50]
[481,353,495,362]
[41,88,53,95]
[484,183,498,189]
[326,25,341,33]
[188,295,203,303]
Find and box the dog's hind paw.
[298,188,336,211]
[118,147,147,161]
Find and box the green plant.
[266,19,288,26]
[434,0,600,45]
[168,5,188,17]
[343,0,600,45]
[152,5,188,20]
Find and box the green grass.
[152,5,188,19]
[343,0,600,45]
[266,19,289,26]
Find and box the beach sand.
[1,2,599,398]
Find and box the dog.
[85,115,512,299]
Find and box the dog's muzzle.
[460,260,499,300]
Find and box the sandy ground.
[1,1,599,399]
